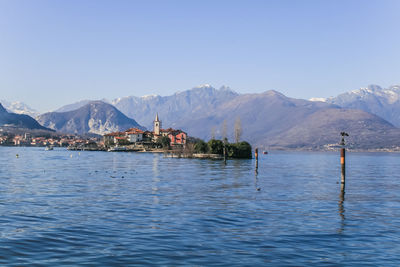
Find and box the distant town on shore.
[0,111,253,159]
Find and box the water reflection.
[254,168,261,191]
[152,154,159,178]
[338,184,345,234]
[150,154,161,229]
[152,155,160,205]
[232,159,244,180]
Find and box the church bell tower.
[154,113,161,135]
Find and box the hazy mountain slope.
[55,99,97,112]
[176,91,400,149]
[265,108,400,149]
[323,84,400,127]
[177,90,339,143]
[112,85,239,129]
[0,103,50,130]
[37,101,144,135]
[46,84,400,149]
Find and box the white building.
[125,128,144,143]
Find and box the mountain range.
[175,90,400,149]
[112,85,238,130]
[312,84,400,127]
[4,83,400,150]
[53,85,238,130]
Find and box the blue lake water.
[0,147,399,266]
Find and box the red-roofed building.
[153,114,187,147]
[168,130,187,146]
[103,131,125,145]
[102,114,188,148]
[125,128,144,143]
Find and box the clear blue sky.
[1,0,399,112]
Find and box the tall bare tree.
[234,117,242,143]
[211,126,216,140]
[222,119,227,141]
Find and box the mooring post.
[339,132,348,185]
[340,148,345,184]
[223,143,226,165]
[255,148,258,170]
[340,182,345,195]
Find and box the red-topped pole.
[340,148,345,184]
[339,132,348,185]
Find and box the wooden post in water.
[340,148,345,184]
[339,132,348,185]
[223,144,226,165]
[255,148,258,170]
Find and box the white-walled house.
[125,128,144,143]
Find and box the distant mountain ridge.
[312,84,400,127]
[176,90,400,149]
[8,83,400,150]
[54,99,109,113]
[179,90,339,140]
[54,84,239,130]
[47,84,400,150]
[264,108,400,150]
[37,101,144,135]
[0,103,50,131]
[112,84,239,129]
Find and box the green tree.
[234,141,252,158]
[208,139,224,155]
[194,140,208,153]
[159,136,171,149]
[224,141,252,158]
[225,142,237,157]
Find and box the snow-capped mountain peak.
[321,84,400,126]
[309,97,327,102]
[0,100,39,118]
[141,94,159,99]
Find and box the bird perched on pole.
[339,132,349,146]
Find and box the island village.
[0,113,187,152]
[1,112,252,158]
[102,113,187,152]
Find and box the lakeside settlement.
[100,113,252,159]
[0,113,252,159]
[102,113,187,152]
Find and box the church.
[153,113,187,147]
[103,113,187,148]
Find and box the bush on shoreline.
[207,139,224,155]
[193,139,252,159]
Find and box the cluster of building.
[103,114,187,148]
[0,113,187,151]
[0,132,98,147]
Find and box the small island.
[101,113,252,159]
